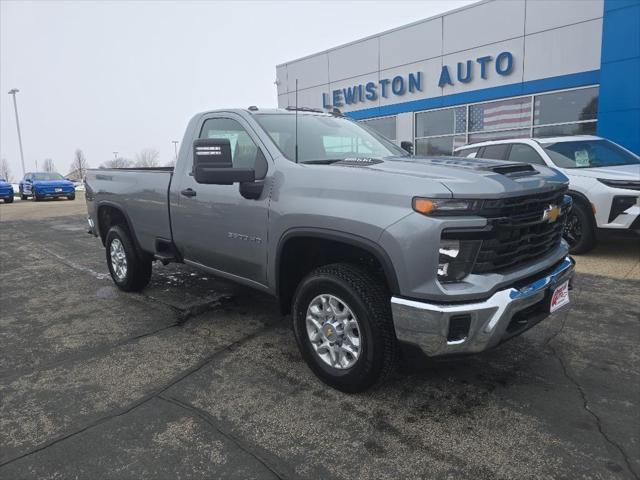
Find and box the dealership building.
[276,0,640,156]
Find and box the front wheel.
[564,201,596,254]
[105,225,152,292]
[67,194,75,200]
[5,196,13,203]
[292,263,398,393]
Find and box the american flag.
[469,98,532,132]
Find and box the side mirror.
[400,141,414,155]
[193,138,254,185]
[239,149,268,200]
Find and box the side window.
[200,118,258,169]
[507,144,546,165]
[480,144,510,160]
[454,147,478,158]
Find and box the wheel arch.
[567,189,596,221]
[275,228,400,315]
[96,202,147,257]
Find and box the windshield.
[542,139,640,169]
[254,113,406,162]
[33,172,65,181]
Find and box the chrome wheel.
[306,294,361,369]
[109,238,128,281]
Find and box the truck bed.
[85,168,173,253]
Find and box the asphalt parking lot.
[1,196,639,479]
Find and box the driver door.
[171,114,271,286]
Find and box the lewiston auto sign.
[322,51,514,109]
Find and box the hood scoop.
[485,163,538,177]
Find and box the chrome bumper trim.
[391,256,575,357]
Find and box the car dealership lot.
[0,200,638,479]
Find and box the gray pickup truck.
[86,108,575,392]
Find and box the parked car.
[86,107,574,392]
[19,172,76,201]
[0,178,14,203]
[455,136,640,253]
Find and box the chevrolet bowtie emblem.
[542,204,561,223]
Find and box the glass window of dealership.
[380,85,599,156]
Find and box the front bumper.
[391,256,575,357]
[35,190,74,198]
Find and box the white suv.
[454,135,640,253]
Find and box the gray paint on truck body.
[86,109,570,303]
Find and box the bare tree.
[42,158,56,172]
[165,158,176,168]
[135,148,160,168]
[0,158,12,182]
[70,149,89,180]
[100,157,133,169]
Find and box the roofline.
[276,0,486,68]
[454,135,604,150]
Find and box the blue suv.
[19,172,76,201]
[0,178,14,203]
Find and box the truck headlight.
[438,239,481,283]
[413,197,482,216]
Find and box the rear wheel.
[5,196,13,203]
[67,194,75,200]
[105,225,152,292]
[564,201,596,254]
[32,192,41,202]
[292,263,398,393]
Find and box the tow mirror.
[239,149,268,200]
[193,138,254,185]
[400,141,414,155]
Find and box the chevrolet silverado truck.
[85,108,575,392]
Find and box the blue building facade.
[598,0,640,155]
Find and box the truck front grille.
[443,187,569,275]
[472,187,569,274]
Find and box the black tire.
[105,225,152,292]
[292,263,398,393]
[5,196,14,203]
[20,194,27,200]
[32,192,41,202]
[564,201,597,254]
[67,194,75,200]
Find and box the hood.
[559,163,640,180]
[32,179,74,187]
[324,155,569,198]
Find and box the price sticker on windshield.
[574,150,590,167]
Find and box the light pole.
[8,89,26,176]
[172,141,179,162]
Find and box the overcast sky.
[1,0,475,178]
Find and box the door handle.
[180,188,197,198]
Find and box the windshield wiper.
[299,159,344,165]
